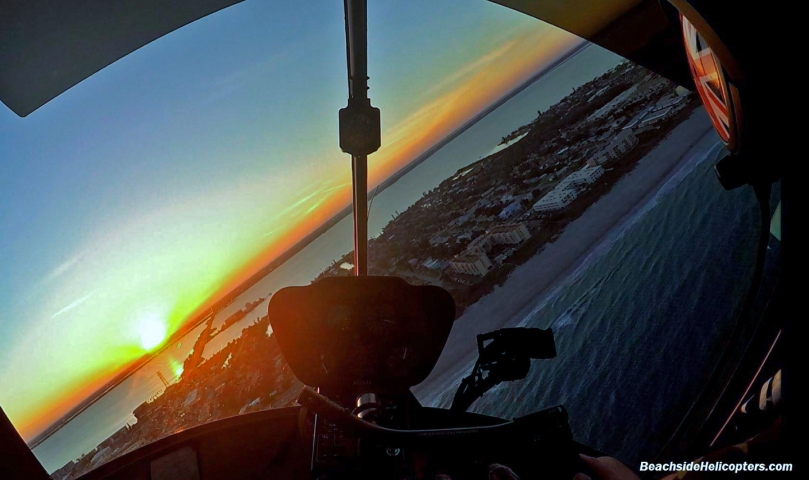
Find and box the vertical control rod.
[341,0,379,276]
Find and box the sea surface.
[32,43,761,473]
[420,140,761,465]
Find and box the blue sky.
[0,0,577,436]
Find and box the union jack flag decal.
[682,16,733,143]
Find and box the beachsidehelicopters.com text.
[639,461,792,474]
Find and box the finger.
[489,463,520,480]
[579,454,604,473]
[573,474,592,480]
[579,454,640,480]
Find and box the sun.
[137,315,167,351]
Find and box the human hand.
[432,463,519,480]
[573,454,640,480]
[489,463,520,480]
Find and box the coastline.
[373,42,591,193]
[27,44,594,448]
[413,109,717,403]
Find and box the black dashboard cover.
[268,276,455,393]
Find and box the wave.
[517,138,724,330]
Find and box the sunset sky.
[0,1,580,439]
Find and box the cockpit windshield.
[0,1,775,479]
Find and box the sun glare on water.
[138,315,168,351]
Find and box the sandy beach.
[413,108,717,402]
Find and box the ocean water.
[33,44,625,473]
[36,39,765,471]
[34,40,764,473]
[423,141,761,465]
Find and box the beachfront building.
[636,107,672,130]
[592,129,638,165]
[554,164,604,192]
[487,223,531,244]
[621,94,688,135]
[450,252,493,276]
[533,163,606,213]
[566,164,605,185]
[498,201,524,220]
[655,94,688,111]
[533,186,579,212]
[623,107,652,132]
[623,105,676,134]
[467,234,494,255]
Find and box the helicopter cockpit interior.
[0,0,790,479]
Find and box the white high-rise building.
[466,234,494,255]
[566,164,604,184]
[532,165,604,212]
[450,252,493,276]
[487,223,531,244]
[593,129,638,165]
[533,187,579,212]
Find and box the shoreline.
[374,42,591,192]
[413,109,716,403]
[27,45,594,448]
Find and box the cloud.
[198,53,287,107]
[424,38,518,97]
[43,254,83,284]
[279,182,349,217]
[304,196,330,215]
[51,292,94,319]
[262,228,280,238]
